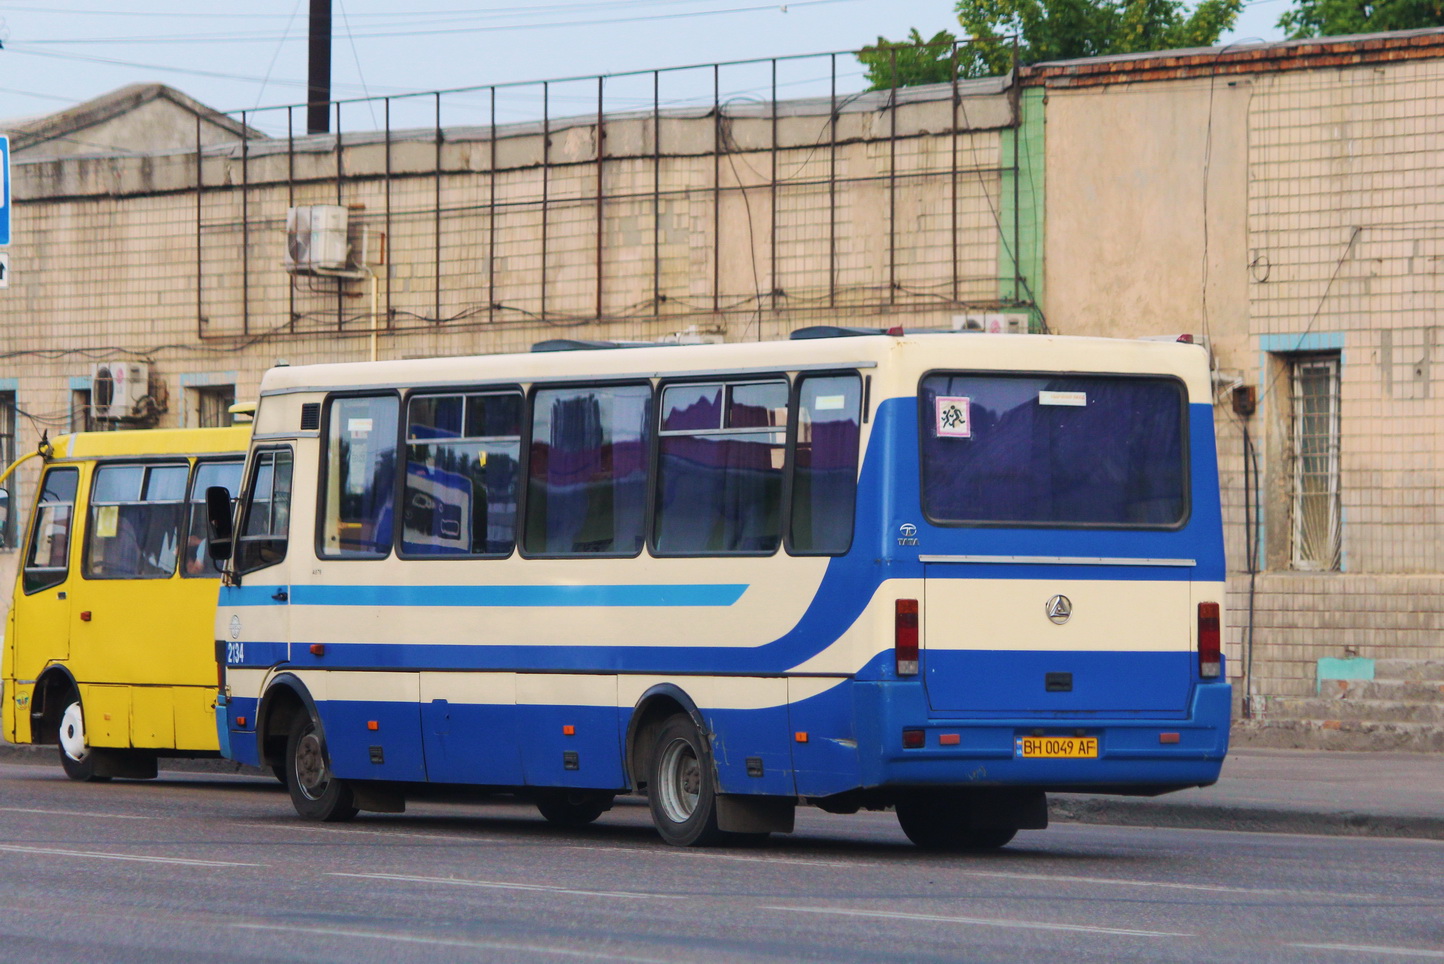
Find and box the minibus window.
[789,374,862,555]
[653,379,787,555]
[183,459,243,577]
[524,384,652,556]
[84,463,188,579]
[23,467,79,594]
[322,395,399,558]
[919,373,1187,527]
[235,449,293,574]
[403,391,522,557]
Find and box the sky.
[0,0,1289,135]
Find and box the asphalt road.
[0,761,1439,964]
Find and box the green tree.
[858,0,1244,88]
[1277,0,1444,38]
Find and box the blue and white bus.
[210,329,1228,850]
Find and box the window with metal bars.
[1288,354,1342,571]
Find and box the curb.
[1049,795,1444,842]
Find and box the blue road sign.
[0,135,9,246]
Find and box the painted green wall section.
[999,86,1045,331]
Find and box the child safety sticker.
[935,396,972,438]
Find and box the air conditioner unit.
[91,362,149,420]
[285,204,350,274]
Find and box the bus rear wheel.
[647,714,728,847]
[57,699,110,783]
[284,716,358,822]
[895,794,1018,852]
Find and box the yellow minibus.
[3,426,249,780]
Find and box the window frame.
[80,458,191,581]
[916,368,1193,531]
[315,391,402,561]
[397,385,525,561]
[649,373,793,559]
[22,465,80,595]
[181,456,245,579]
[519,379,655,560]
[234,445,295,577]
[1287,352,1342,572]
[784,370,865,557]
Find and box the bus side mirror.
[205,485,234,562]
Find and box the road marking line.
[0,844,261,868]
[0,807,147,820]
[560,844,860,869]
[239,821,508,843]
[764,905,1192,938]
[1289,944,1444,959]
[953,869,1389,901]
[330,871,682,900]
[232,922,673,961]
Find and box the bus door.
[12,466,82,709]
[219,447,295,700]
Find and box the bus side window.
[524,383,652,556]
[235,449,293,575]
[653,379,788,555]
[321,395,399,558]
[183,458,244,577]
[789,374,862,556]
[84,463,188,580]
[402,391,522,557]
[22,467,79,594]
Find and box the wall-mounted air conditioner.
[91,362,149,420]
[285,204,350,274]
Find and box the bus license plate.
[1017,736,1098,759]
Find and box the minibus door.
[217,447,295,686]
[13,466,82,671]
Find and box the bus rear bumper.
[853,679,1232,793]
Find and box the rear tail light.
[895,598,919,676]
[1198,602,1221,678]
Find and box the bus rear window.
[919,373,1187,527]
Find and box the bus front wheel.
[284,717,358,822]
[647,715,726,847]
[57,699,110,783]
[895,794,1018,851]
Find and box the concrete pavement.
[4,738,1439,842]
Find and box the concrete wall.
[1037,42,1444,704]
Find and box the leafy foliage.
[858,0,1244,88]
[1277,0,1444,39]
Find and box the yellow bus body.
[3,426,250,774]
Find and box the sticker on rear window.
[935,396,972,438]
[1039,390,1087,407]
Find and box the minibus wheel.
[57,698,110,783]
[284,716,358,822]
[647,714,725,847]
[895,794,1017,851]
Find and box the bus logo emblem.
[897,523,919,547]
[1045,594,1072,624]
[229,615,242,640]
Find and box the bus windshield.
[919,372,1188,528]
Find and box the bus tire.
[647,714,726,847]
[284,716,358,822]
[57,699,110,783]
[895,794,1018,852]
[535,789,614,828]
